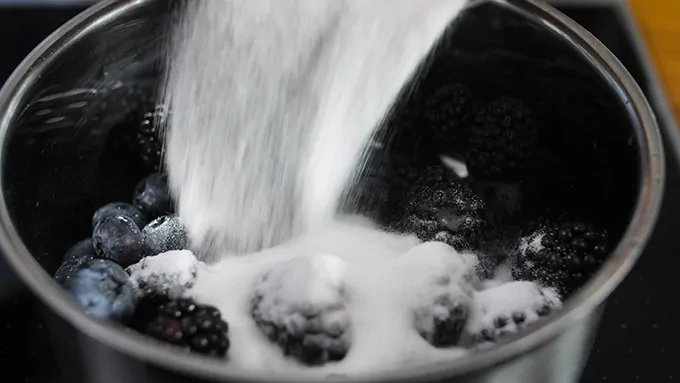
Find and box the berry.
[66,259,136,321]
[55,239,97,286]
[92,202,147,229]
[143,215,189,256]
[251,254,351,366]
[466,97,539,182]
[464,281,561,344]
[397,242,477,347]
[422,84,475,153]
[63,238,97,264]
[397,165,487,251]
[131,295,229,357]
[133,173,172,220]
[127,250,199,299]
[93,216,147,267]
[512,221,609,297]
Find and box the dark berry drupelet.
[133,173,172,220]
[66,259,136,321]
[93,202,147,230]
[466,97,540,182]
[396,165,487,251]
[512,221,609,297]
[93,216,147,267]
[422,84,476,154]
[131,295,230,358]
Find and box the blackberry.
[397,242,476,347]
[250,254,351,366]
[397,165,487,251]
[464,281,561,345]
[512,221,609,297]
[466,97,540,182]
[132,295,230,358]
[422,84,475,154]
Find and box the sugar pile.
[129,218,562,376]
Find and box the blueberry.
[55,239,97,286]
[63,239,96,263]
[93,216,147,266]
[133,173,171,219]
[66,259,136,321]
[55,258,93,287]
[93,202,147,229]
[142,215,189,256]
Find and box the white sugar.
[518,231,545,257]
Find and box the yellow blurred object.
[630,0,680,119]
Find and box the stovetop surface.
[1,3,679,382]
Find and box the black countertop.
[1,3,679,382]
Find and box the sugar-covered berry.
[133,173,172,219]
[92,202,147,229]
[127,250,200,299]
[397,166,487,251]
[250,254,351,366]
[66,259,136,321]
[396,241,477,347]
[463,281,561,345]
[93,216,147,267]
[143,215,189,256]
[512,221,609,296]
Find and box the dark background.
[0,3,678,382]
